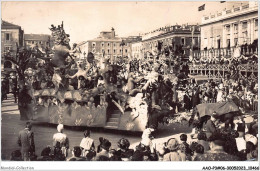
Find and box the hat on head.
[57,124,64,133]
[100,138,111,151]
[166,138,179,151]
[212,111,218,118]
[118,138,130,150]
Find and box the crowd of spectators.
[12,122,258,161]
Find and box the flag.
[198,4,205,11]
[220,1,226,3]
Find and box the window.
[32,41,34,44]
[5,33,10,41]
[242,22,247,31]
[114,49,116,53]
[39,41,42,44]
[107,43,110,47]
[114,43,116,47]
[5,46,11,51]
[101,42,104,47]
[92,43,96,47]
[225,25,230,32]
[108,49,110,54]
[181,38,185,45]
[226,39,230,49]
[120,49,122,53]
[102,49,104,53]
[234,24,238,33]
[204,38,208,48]
[234,38,238,46]
[125,49,128,53]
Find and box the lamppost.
[120,39,125,60]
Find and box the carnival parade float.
[19,23,177,132]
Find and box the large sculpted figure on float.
[49,22,75,68]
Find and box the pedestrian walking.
[17,122,35,161]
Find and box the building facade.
[87,28,141,62]
[200,1,258,50]
[24,34,54,50]
[141,24,200,59]
[131,41,143,59]
[1,20,24,71]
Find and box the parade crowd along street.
[2,23,258,161]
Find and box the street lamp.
[120,40,125,59]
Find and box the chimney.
[111,27,115,38]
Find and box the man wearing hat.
[163,138,183,161]
[95,137,111,161]
[203,112,217,139]
[18,122,35,161]
[194,132,241,161]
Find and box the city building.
[1,20,24,71]
[24,34,54,50]
[141,24,200,59]
[200,1,258,50]
[77,41,88,60]
[87,28,141,62]
[131,41,143,59]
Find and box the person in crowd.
[163,138,183,161]
[53,124,69,157]
[235,124,247,160]
[179,134,191,156]
[9,73,18,103]
[183,90,192,112]
[52,145,66,161]
[203,112,217,139]
[10,150,23,161]
[109,149,122,161]
[37,146,53,161]
[192,144,204,161]
[178,143,192,161]
[1,75,9,102]
[79,130,95,159]
[18,122,35,161]
[65,60,92,89]
[67,146,86,161]
[116,138,134,161]
[194,132,241,161]
[131,143,152,161]
[192,85,201,108]
[95,137,111,161]
[246,141,257,161]
[140,127,155,154]
[197,132,210,151]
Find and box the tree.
[6,44,43,120]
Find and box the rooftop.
[201,2,258,26]
[142,24,200,41]
[1,20,22,29]
[24,34,51,41]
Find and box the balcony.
[192,45,258,60]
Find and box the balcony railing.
[192,46,258,60]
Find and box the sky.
[1,1,247,44]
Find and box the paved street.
[1,94,192,160]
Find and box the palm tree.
[5,44,43,120]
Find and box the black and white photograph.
[0,0,259,170]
